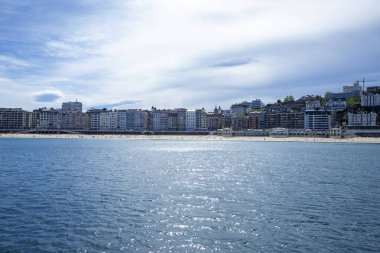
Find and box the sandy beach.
[1,133,379,144]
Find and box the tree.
[284,95,294,103]
[346,97,361,105]
[277,99,281,104]
[325,92,333,99]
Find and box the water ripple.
[0,139,379,252]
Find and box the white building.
[114,109,148,131]
[117,110,127,130]
[343,82,362,93]
[38,109,50,129]
[152,108,168,131]
[217,128,233,136]
[326,99,346,111]
[270,127,289,137]
[108,111,118,130]
[361,94,380,107]
[186,109,196,131]
[99,111,110,130]
[32,108,61,129]
[305,110,331,130]
[87,109,102,130]
[347,112,377,126]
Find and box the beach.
[1,133,379,143]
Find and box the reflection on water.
[0,139,379,252]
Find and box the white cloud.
[45,40,91,58]
[2,0,380,110]
[0,55,31,69]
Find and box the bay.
[0,138,379,252]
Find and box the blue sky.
[1,0,380,111]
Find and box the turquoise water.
[0,138,379,252]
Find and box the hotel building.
[347,113,377,126]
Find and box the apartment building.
[0,108,30,129]
[347,112,377,126]
[304,110,331,130]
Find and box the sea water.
[0,138,379,252]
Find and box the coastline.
[1,133,380,144]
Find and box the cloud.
[94,99,144,109]
[0,55,31,68]
[34,92,62,103]
[1,0,380,111]
[44,40,90,58]
[212,58,252,68]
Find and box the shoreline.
[1,133,380,144]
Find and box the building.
[326,99,346,111]
[207,107,224,131]
[217,128,233,136]
[0,108,30,129]
[186,109,196,131]
[306,101,321,110]
[36,109,50,129]
[231,115,249,131]
[146,110,153,131]
[131,110,148,131]
[230,102,250,114]
[87,109,103,130]
[265,103,289,113]
[325,91,361,100]
[264,112,305,129]
[329,128,342,138]
[222,110,233,128]
[323,82,362,101]
[32,108,61,129]
[114,109,148,131]
[366,86,380,94]
[304,110,331,130]
[234,129,268,136]
[248,112,264,129]
[117,110,127,130]
[175,108,187,131]
[195,108,207,131]
[61,111,87,130]
[361,94,380,107]
[251,99,264,109]
[99,110,111,130]
[108,111,118,130]
[86,109,149,131]
[270,128,289,137]
[347,113,377,126]
[343,82,362,93]
[151,108,169,131]
[62,101,82,112]
[167,110,179,131]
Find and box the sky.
[1,0,380,111]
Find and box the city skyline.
[1,0,380,111]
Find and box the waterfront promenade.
[1,133,379,144]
